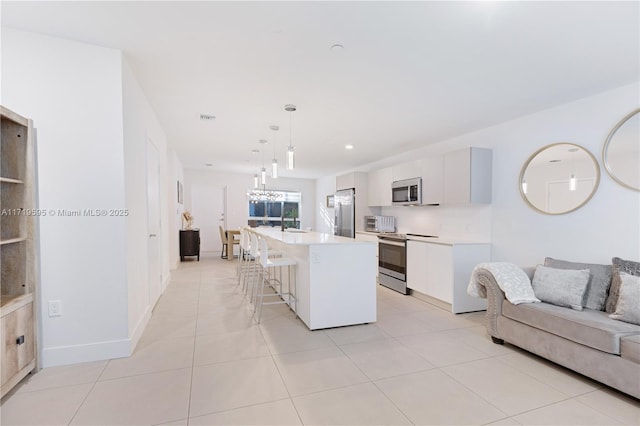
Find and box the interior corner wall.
[121,58,170,344]
[169,151,185,271]
[315,175,336,234]
[1,28,129,366]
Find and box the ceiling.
[2,1,638,179]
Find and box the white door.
[146,140,162,307]
[191,185,225,253]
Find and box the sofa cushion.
[606,257,640,313]
[531,265,590,311]
[544,257,612,311]
[609,272,640,325]
[503,300,640,354]
[620,335,640,364]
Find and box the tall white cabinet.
[1,106,39,397]
[443,147,492,204]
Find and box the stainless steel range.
[377,233,408,294]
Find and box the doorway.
[190,185,225,254]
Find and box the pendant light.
[252,149,259,188]
[285,104,296,170]
[270,125,279,178]
[259,139,268,185]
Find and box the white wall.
[183,169,316,256]
[2,28,176,366]
[121,58,170,345]
[337,82,639,266]
[2,29,129,366]
[168,151,185,270]
[315,175,336,234]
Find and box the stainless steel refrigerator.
[334,188,355,238]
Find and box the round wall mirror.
[519,143,600,215]
[603,108,640,191]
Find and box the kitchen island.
[252,228,377,330]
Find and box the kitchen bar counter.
[253,228,377,330]
[256,228,374,245]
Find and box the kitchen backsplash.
[381,204,492,240]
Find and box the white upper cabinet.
[443,147,492,204]
[392,160,422,182]
[336,172,356,191]
[420,155,443,205]
[367,167,393,207]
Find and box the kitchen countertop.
[253,228,373,246]
[355,230,490,245]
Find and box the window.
[248,191,301,228]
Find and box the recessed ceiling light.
[205,163,213,167]
[331,44,344,51]
[549,159,561,163]
[345,144,354,150]
[568,148,579,152]
[251,149,260,154]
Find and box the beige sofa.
[475,267,640,399]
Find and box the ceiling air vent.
[199,114,216,121]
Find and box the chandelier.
[247,186,282,203]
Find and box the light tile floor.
[2,255,639,425]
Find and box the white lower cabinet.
[407,240,428,294]
[355,232,379,277]
[407,239,490,313]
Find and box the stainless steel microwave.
[392,178,422,205]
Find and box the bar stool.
[236,228,251,285]
[254,236,297,323]
[244,231,283,299]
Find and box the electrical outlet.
[48,300,62,317]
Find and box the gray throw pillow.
[532,265,590,311]
[609,272,640,325]
[606,257,640,313]
[544,257,612,311]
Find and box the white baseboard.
[129,306,152,352]
[42,305,155,368]
[161,273,171,292]
[42,338,131,368]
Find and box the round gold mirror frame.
[519,142,601,215]
[602,108,640,192]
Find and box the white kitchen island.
[252,228,377,330]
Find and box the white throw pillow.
[609,272,640,325]
[532,265,590,311]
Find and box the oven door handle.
[378,239,406,247]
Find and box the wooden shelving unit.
[1,106,39,398]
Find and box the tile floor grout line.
[490,349,604,398]
[65,355,113,424]
[332,339,416,425]
[369,379,416,425]
[186,397,295,424]
[570,390,631,425]
[436,361,552,420]
[185,263,205,424]
[254,302,305,425]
